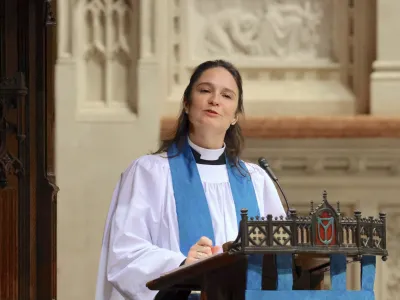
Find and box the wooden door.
[0,0,58,299]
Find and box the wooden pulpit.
[147,191,388,300]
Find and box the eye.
[200,89,210,93]
[222,94,232,99]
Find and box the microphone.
[258,157,291,216]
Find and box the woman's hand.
[184,236,220,265]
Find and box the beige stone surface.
[55,1,162,299]
[161,0,356,116]
[55,1,400,299]
[370,0,400,115]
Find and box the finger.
[197,236,213,247]
[189,244,210,254]
[211,246,221,255]
[188,249,198,259]
[188,248,210,260]
[195,251,206,259]
[196,245,212,256]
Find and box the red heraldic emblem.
[315,210,336,246]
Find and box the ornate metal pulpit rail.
[229,191,388,260]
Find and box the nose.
[208,92,220,106]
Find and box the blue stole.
[167,138,260,255]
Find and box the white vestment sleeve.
[96,157,186,300]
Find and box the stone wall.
[161,0,355,116]
[56,1,163,299]
[55,1,400,299]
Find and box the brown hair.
[155,59,246,170]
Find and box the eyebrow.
[196,82,237,96]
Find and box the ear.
[183,101,189,114]
[231,116,238,126]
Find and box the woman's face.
[186,67,239,135]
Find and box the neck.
[188,129,225,150]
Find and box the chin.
[195,121,221,131]
[200,118,221,126]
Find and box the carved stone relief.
[78,0,138,112]
[190,0,332,60]
[163,0,353,117]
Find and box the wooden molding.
[161,116,400,139]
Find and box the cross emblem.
[273,226,291,246]
[249,226,266,246]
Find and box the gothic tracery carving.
[79,0,138,110]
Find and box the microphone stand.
[258,157,292,217]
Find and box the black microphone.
[258,157,291,216]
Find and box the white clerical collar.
[188,137,226,161]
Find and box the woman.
[95,60,285,300]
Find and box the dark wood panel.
[0,188,18,299]
[3,0,18,76]
[0,0,5,76]
[36,0,58,299]
[0,73,28,300]
[16,1,33,299]
[0,0,58,299]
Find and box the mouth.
[205,109,219,115]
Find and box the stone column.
[370,0,400,115]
